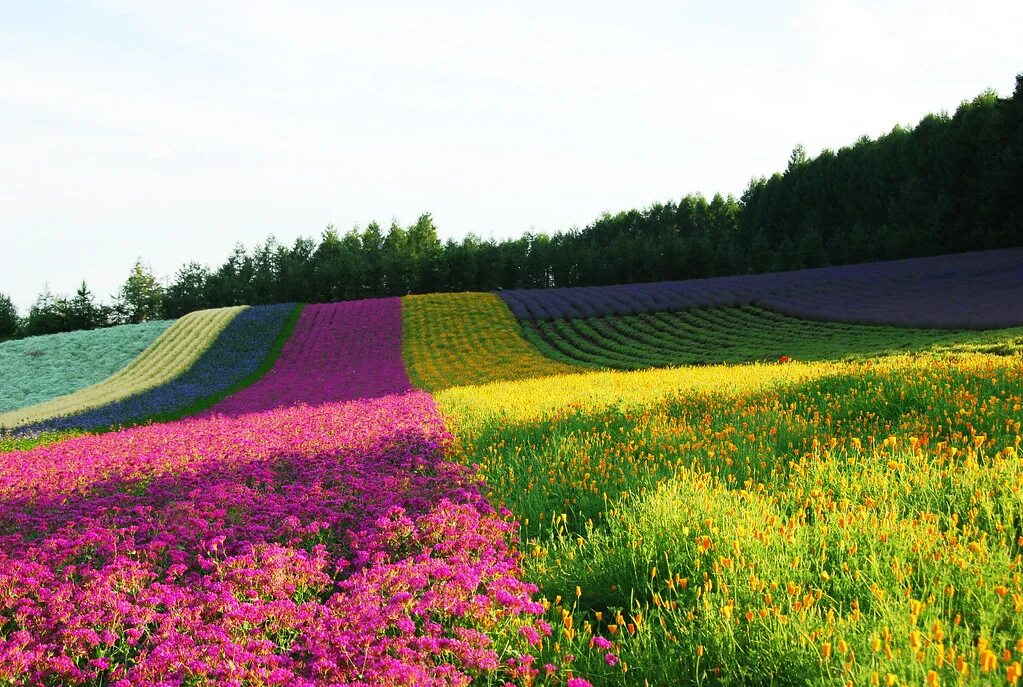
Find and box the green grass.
[521,305,1023,370]
[0,429,86,454]
[0,320,172,413]
[448,354,1023,685]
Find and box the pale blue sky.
[2,0,1020,311]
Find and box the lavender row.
[498,248,1023,329]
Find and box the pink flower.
[0,388,560,684]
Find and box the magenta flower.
[0,390,560,685]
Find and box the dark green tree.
[67,282,108,330]
[164,262,212,318]
[0,293,19,339]
[22,286,70,336]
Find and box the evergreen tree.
[0,293,19,339]
[67,282,108,330]
[115,259,165,323]
[164,262,212,318]
[23,286,69,336]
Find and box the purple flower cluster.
[0,392,568,685]
[204,299,413,418]
[499,247,1023,329]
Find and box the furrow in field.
[521,305,1023,370]
[500,247,1023,328]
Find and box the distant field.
[0,307,242,429]
[522,304,1023,370]
[501,247,1023,329]
[402,292,577,390]
[0,320,171,413]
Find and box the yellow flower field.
[402,291,577,390]
[444,352,1023,685]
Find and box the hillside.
[2,250,1023,685]
[0,320,170,413]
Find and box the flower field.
[0,307,244,430]
[3,252,1023,685]
[204,299,412,416]
[22,304,298,433]
[402,292,576,390]
[445,354,1023,685]
[521,305,1023,370]
[0,392,560,685]
[500,247,1023,329]
[0,319,171,413]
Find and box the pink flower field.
[0,391,566,685]
[204,299,413,417]
[0,295,593,686]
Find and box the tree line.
[2,75,1020,340]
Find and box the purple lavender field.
[499,248,1023,329]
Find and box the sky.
[1,1,1020,312]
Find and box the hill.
[2,251,1023,686]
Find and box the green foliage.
[114,259,165,323]
[0,293,18,339]
[521,305,1023,370]
[21,282,113,337]
[162,261,212,318]
[0,429,85,454]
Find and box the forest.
[2,75,1020,339]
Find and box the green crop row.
[521,305,1023,370]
